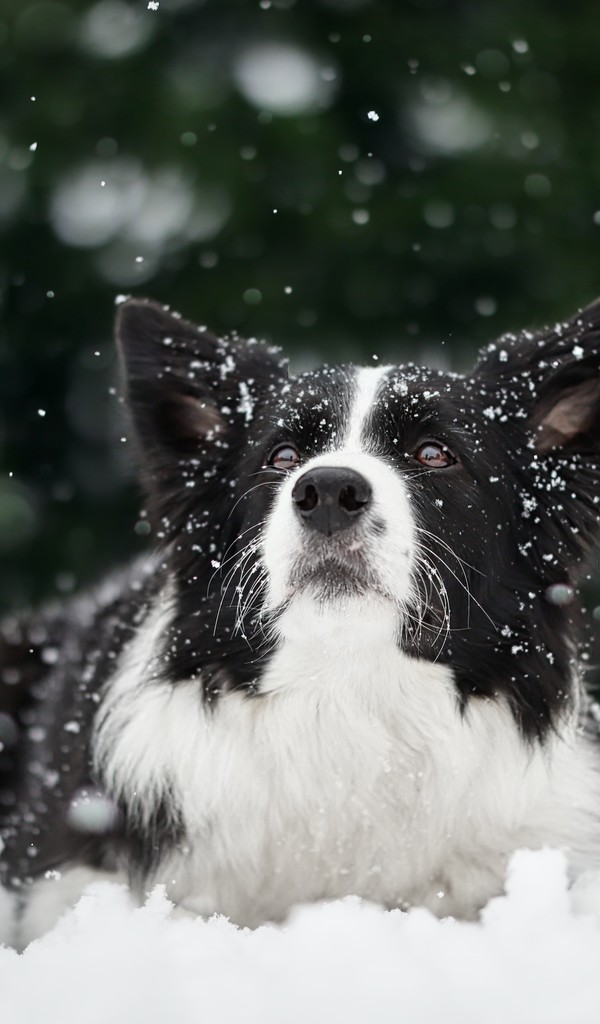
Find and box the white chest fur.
[95,595,600,927]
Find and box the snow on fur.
[1,850,600,1023]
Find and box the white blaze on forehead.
[344,366,390,450]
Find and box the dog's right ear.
[115,298,287,507]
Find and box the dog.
[1,296,600,947]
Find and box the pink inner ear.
[534,378,600,452]
[169,393,224,442]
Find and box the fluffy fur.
[2,297,600,947]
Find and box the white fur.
[94,586,600,929]
[344,365,389,449]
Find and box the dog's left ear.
[474,298,600,454]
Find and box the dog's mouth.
[287,549,379,601]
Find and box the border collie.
[2,297,600,947]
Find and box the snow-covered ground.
[1,849,600,1023]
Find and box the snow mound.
[2,849,600,1023]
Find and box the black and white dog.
[2,297,600,946]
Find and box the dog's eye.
[414,442,456,468]
[268,444,301,472]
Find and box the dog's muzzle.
[291,467,372,536]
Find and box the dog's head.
[117,298,600,736]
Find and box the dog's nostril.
[295,482,319,513]
[339,484,369,514]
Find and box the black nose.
[291,467,372,535]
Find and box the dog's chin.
[288,558,375,602]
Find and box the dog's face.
[258,365,502,625]
[260,368,417,613]
[117,299,600,738]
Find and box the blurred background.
[1,0,600,634]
